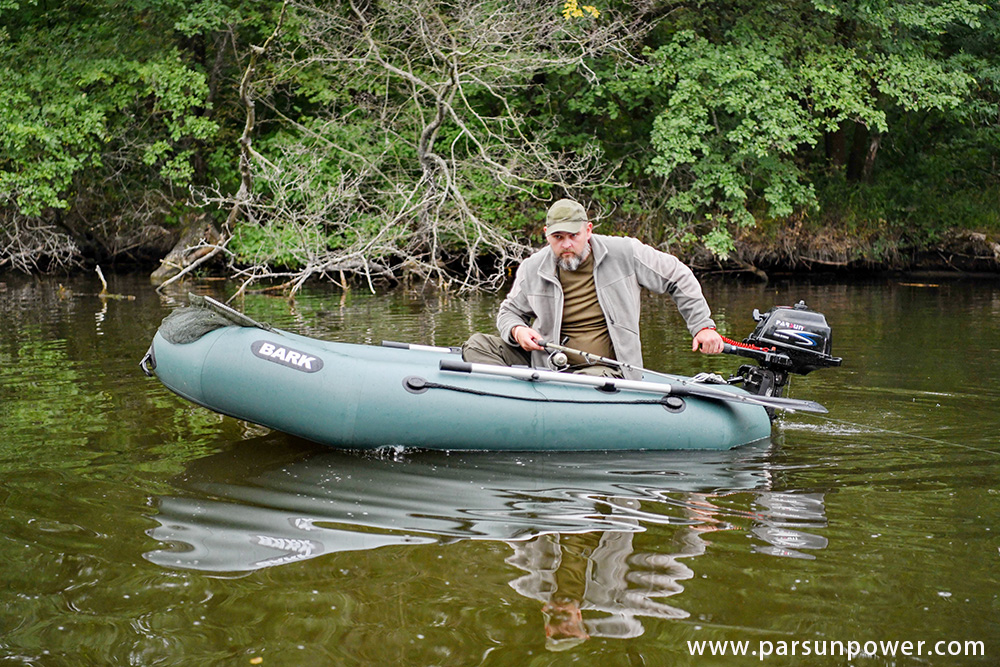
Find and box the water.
[1,273,997,665]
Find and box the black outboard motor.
[725,301,842,400]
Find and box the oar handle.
[440,359,474,373]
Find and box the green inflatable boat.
[142,297,839,451]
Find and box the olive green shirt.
[558,253,615,365]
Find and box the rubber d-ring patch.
[661,396,686,413]
[403,376,429,394]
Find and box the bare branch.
[199,0,650,292]
[0,212,80,272]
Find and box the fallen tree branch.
[156,1,290,295]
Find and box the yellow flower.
[563,0,599,20]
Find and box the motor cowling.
[745,301,841,375]
[726,301,842,406]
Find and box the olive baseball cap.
[545,199,588,235]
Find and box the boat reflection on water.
[145,436,827,644]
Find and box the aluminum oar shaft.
[439,359,827,413]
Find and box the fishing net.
[158,294,268,344]
[158,306,238,344]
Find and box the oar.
[439,360,827,414]
[381,341,462,354]
[539,340,827,414]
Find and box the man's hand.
[692,327,724,354]
[512,325,545,352]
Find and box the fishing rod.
[540,339,688,384]
[540,339,830,414]
[543,302,846,412]
[521,338,827,413]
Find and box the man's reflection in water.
[506,495,733,650]
[143,443,829,651]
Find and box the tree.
[216,0,637,293]
[0,0,270,270]
[3,0,997,279]
[628,0,987,257]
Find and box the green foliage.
[0,0,279,271]
[230,222,311,270]
[2,0,999,274]
[817,123,1000,244]
[636,0,986,256]
[0,2,225,216]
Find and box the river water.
[0,272,997,665]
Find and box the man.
[463,198,724,379]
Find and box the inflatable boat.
[141,296,839,451]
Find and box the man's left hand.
[692,328,724,355]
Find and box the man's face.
[545,222,593,271]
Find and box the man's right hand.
[512,325,545,352]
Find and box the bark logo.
[251,341,323,373]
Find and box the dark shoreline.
[3,225,999,288]
[3,256,998,291]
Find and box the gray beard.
[557,243,591,271]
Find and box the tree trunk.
[825,121,849,167]
[150,215,221,285]
[846,121,869,182]
[862,131,881,183]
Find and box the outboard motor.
[725,301,842,400]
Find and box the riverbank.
[4,223,999,288]
[688,226,1000,281]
